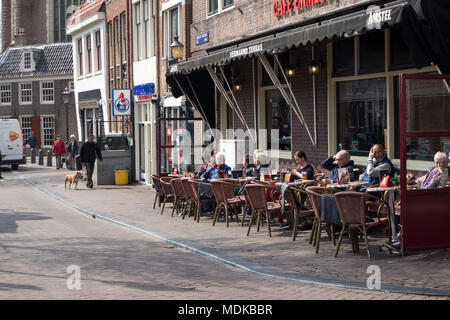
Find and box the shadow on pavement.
[0,211,53,234]
[0,282,43,291]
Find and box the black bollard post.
[0,150,3,179]
[38,149,44,165]
[47,150,53,167]
[31,148,36,163]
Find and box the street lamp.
[62,87,71,142]
[170,35,184,61]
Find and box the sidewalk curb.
[15,171,450,297]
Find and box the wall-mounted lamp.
[170,35,184,60]
[286,65,296,77]
[309,60,320,75]
[233,80,242,92]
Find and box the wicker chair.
[188,180,217,223]
[180,178,196,219]
[151,175,163,210]
[334,191,388,260]
[305,186,338,253]
[245,184,282,237]
[211,180,238,227]
[170,178,187,217]
[285,187,315,241]
[159,177,175,215]
[221,180,245,227]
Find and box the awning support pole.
[218,65,247,129]
[206,65,256,142]
[259,52,315,146]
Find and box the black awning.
[78,89,101,104]
[166,69,216,129]
[171,0,409,74]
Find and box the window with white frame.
[41,82,54,103]
[41,116,54,147]
[23,52,32,70]
[95,30,102,71]
[135,2,141,61]
[20,83,32,104]
[69,80,75,92]
[86,34,92,73]
[208,0,234,16]
[0,84,11,104]
[77,38,83,76]
[163,6,180,59]
[20,116,32,142]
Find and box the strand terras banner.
[112,89,132,116]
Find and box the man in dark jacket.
[320,149,356,184]
[80,134,103,188]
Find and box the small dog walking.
[64,171,83,190]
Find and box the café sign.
[229,43,263,58]
[273,0,325,17]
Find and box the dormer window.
[21,51,35,72]
[23,52,31,70]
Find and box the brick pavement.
[2,162,449,299]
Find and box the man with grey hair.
[200,152,231,181]
[321,149,356,183]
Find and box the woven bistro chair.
[238,178,253,226]
[159,177,175,215]
[151,175,163,210]
[245,184,282,238]
[305,186,339,253]
[334,191,388,260]
[180,178,197,219]
[210,179,231,227]
[170,178,188,217]
[189,179,216,223]
[285,187,315,241]
[220,180,245,227]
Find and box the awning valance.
[170,0,410,74]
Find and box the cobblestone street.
[0,164,449,301]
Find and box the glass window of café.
[331,27,436,164]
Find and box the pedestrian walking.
[27,131,37,150]
[67,134,79,170]
[79,134,103,189]
[52,135,66,170]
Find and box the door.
[139,123,145,181]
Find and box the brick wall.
[190,0,365,57]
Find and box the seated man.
[360,144,394,186]
[200,152,231,181]
[320,150,356,184]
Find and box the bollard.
[47,150,53,167]
[38,149,44,165]
[0,150,3,179]
[31,148,36,163]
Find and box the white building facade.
[132,0,158,183]
[66,0,109,142]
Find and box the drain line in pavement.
[16,171,450,297]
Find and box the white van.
[0,119,26,169]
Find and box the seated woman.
[252,150,271,178]
[416,151,449,189]
[242,154,255,177]
[291,150,314,180]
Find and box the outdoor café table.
[326,181,369,191]
[366,186,400,243]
